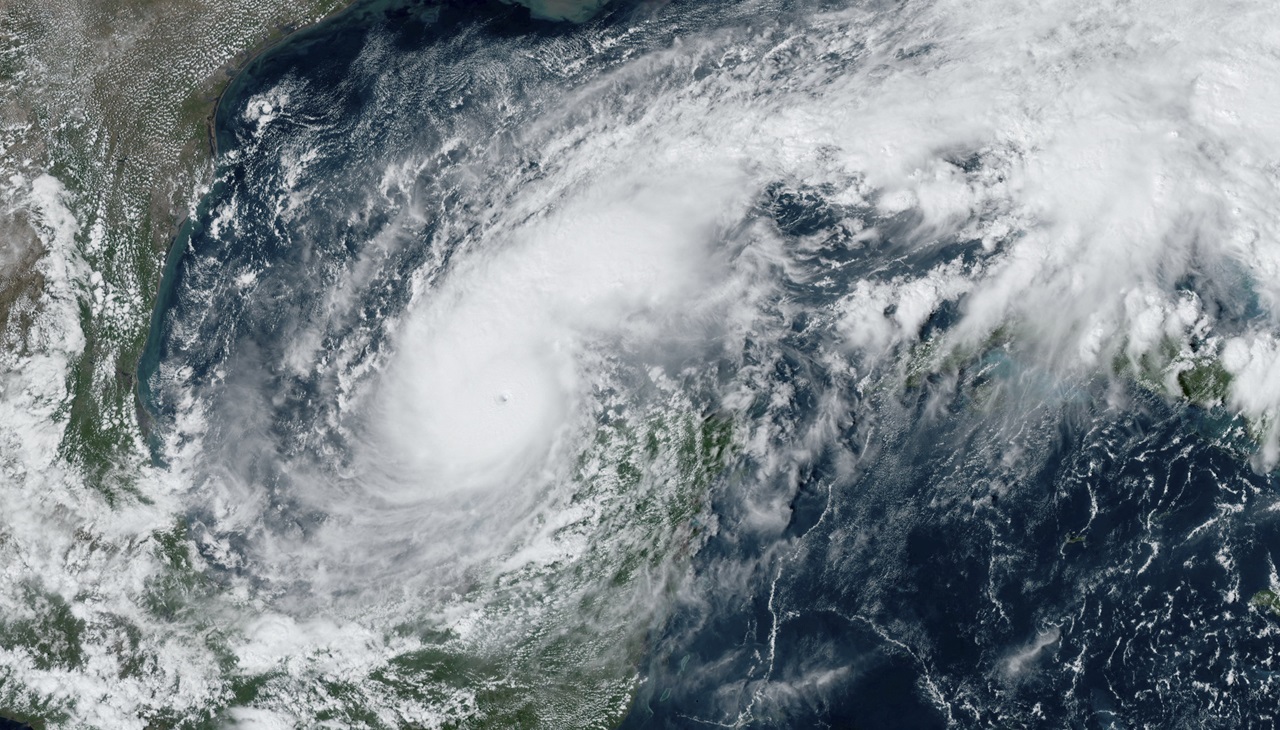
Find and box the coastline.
[200,2,363,159]
[134,1,367,451]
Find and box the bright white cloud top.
[4,0,1280,726]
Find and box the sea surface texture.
[7,0,1280,727]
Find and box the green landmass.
[1,0,358,498]
[1177,359,1232,406]
[1251,589,1280,618]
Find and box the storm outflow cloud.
[7,0,1280,725]
[169,0,1280,715]
[374,171,741,497]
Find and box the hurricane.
[3,0,1280,726]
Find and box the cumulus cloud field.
[4,0,1280,725]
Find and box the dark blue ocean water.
[139,0,1280,726]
